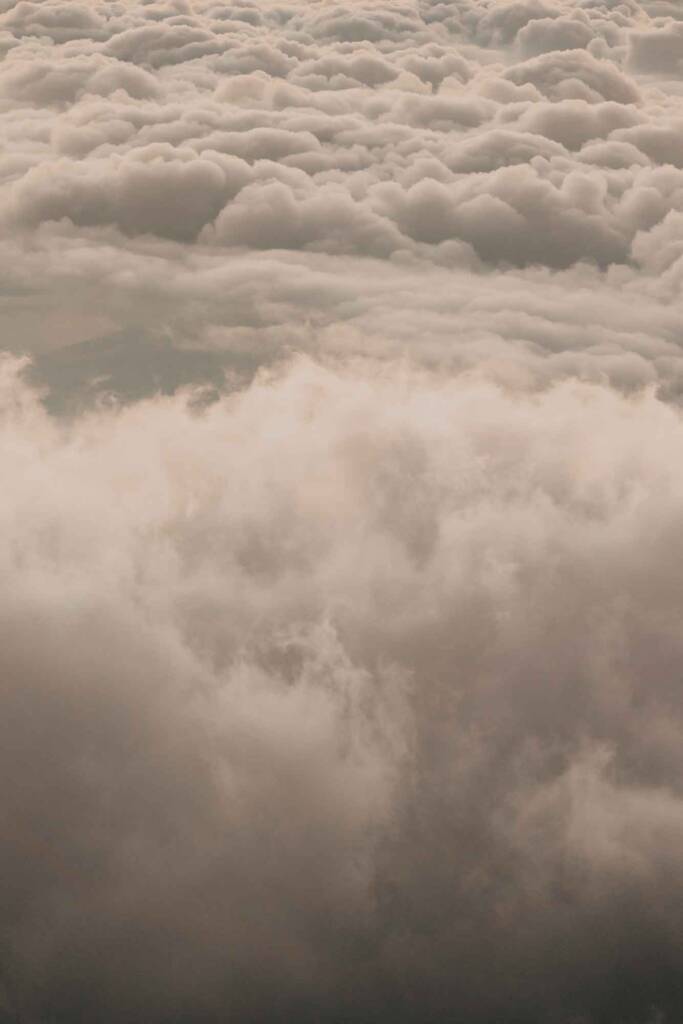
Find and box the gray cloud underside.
[3,2,683,1023]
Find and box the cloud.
[629,20,683,76]
[516,16,595,58]
[1,0,107,43]
[503,49,641,103]
[0,54,161,105]
[1,148,251,241]
[3,1,683,1022]
[3,355,683,1023]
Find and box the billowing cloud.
[4,354,683,1024]
[3,2,683,1023]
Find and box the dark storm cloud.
[2,3,683,1024]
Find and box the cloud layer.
[2,0,683,399]
[3,2,683,1022]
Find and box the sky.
[2,1,683,1022]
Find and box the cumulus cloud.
[2,355,683,1024]
[3,2,683,1023]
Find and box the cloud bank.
[3,2,683,1022]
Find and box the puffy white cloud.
[516,15,595,58]
[513,98,641,149]
[4,355,683,1023]
[1,147,251,240]
[0,0,107,42]
[503,49,641,103]
[0,53,161,104]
